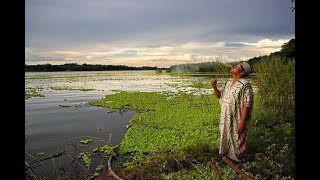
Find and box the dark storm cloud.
[26,0,294,48]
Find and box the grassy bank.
[89,91,294,179]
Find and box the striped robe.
[218,78,253,162]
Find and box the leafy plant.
[100,145,117,156]
[95,165,104,172]
[79,139,93,145]
[78,152,92,168]
[59,104,71,108]
[35,152,45,156]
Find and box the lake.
[25,70,222,178]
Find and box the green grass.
[90,91,294,179]
[187,81,212,89]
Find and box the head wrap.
[240,62,252,77]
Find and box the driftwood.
[29,151,66,165]
[25,152,46,167]
[222,157,252,180]
[25,161,38,180]
[108,155,122,180]
[210,161,222,180]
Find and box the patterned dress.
[218,78,253,162]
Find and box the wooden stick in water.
[108,155,122,180]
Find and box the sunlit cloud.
[241,39,289,49]
[25,37,292,68]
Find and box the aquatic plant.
[59,104,71,108]
[51,86,95,91]
[90,91,294,179]
[25,87,45,99]
[78,152,92,168]
[35,152,45,156]
[79,138,93,145]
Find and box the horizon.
[26,0,295,68]
[25,58,251,69]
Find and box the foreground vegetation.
[89,90,294,179]
[253,56,295,123]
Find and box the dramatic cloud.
[26,0,295,67]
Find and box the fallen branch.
[210,161,222,180]
[55,153,65,176]
[52,158,56,176]
[188,159,205,177]
[172,156,184,170]
[108,155,122,180]
[222,157,252,180]
[25,161,38,180]
[25,152,46,167]
[29,151,66,165]
[68,154,88,172]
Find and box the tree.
[280,39,295,58]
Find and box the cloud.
[25,38,292,67]
[241,39,289,49]
[26,0,295,67]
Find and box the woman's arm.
[237,106,251,134]
[210,79,221,98]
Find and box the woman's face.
[230,64,244,75]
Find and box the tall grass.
[253,56,295,123]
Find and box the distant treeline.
[25,63,164,72]
[169,38,295,74]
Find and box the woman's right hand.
[210,79,217,88]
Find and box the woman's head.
[240,62,252,77]
[231,62,252,78]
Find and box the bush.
[253,56,295,123]
[155,68,163,73]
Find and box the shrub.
[253,56,295,123]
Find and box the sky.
[25,0,295,68]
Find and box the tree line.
[25,63,161,72]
